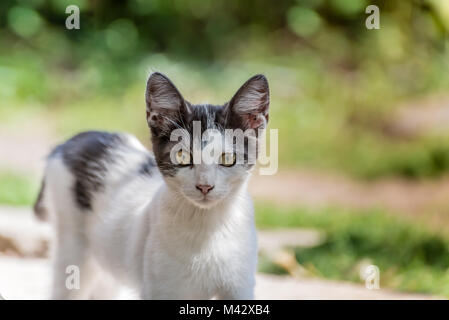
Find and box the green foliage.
[7,6,43,38]
[1,0,449,180]
[256,203,449,297]
[287,6,322,37]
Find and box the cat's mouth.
[197,195,213,205]
[178,189,217,208]
[188,193,220,208]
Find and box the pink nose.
[196,184,214,195]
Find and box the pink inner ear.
[243,112,266,129]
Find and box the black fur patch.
[139,155,157,176]
[51,131,123,210]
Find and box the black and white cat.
[34,72,270,299]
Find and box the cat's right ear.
[225,74,270,131]
[145,72,190,135]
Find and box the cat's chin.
[183,194,222,209]
[192,198,218,209]
[196,198,219,208]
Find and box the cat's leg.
[141,278,175,299]
[216,286,254,300]
[141,270,184,299]
[88,265,123,299]
[45,156,96,299]
[52,218,124,300]
[141,259,201,299]
[50,197,98,299]
[140,242,191,299]
[51,222,95,299]
[216,273,256,300]
[141,278,205,300]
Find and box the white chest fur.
[139,186,258,299]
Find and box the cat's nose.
[196,184,214,195]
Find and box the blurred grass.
[0,171,38,206]
[256,203,449,297]
[2,1,449,179]
[4,55,449,181]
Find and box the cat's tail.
[33,178,49,222]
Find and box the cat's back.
[36,131,163,289]
[44,130,161,215]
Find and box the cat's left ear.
[145,72,191,137]
[226,74,270,130]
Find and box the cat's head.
[145,72,269,208]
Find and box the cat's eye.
[220,153,236,167]
[175,150,191,166]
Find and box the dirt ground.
[250,169,449,230]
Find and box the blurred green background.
[2,0,449,178]
[2,0,449,297]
